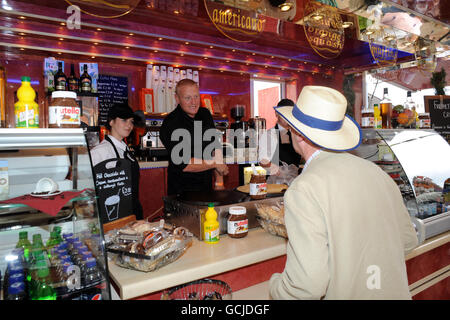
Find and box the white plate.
[29,191,62,198]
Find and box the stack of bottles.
[2,227,103,300]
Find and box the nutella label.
[250,182,267,196]
[420,119,431,128]
[227,219,248,235]
[49,105,81,125]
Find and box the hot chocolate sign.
[303,1,344,59]
[204,0,266,42]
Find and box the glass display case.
[0,129,110,300]
[352,129,450,244]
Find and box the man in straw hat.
[269,86,418,300]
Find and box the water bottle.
[83,258,102,287]
[6,282,27,300]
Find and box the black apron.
[101,136,143,221]
[274,124,302,167]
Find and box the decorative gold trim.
[64,0,138,19]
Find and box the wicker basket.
[256,216,288,238]
[161,279,232,300]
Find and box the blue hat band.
[292,104,344,131]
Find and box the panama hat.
[274,86,362,151]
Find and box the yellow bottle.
[14,76,39,128]
[203,203,219,244]
[373,104,382,129]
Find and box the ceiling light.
[19,16,26,19]
[59,38,64,41]
[19,32,26,36]
[342,21,353,28]
[60,22,66,26]
[365,29,374,35]
[19,47,24,51]
[174,10,179,14]
[91,56,95,58]
[158,37,163,41]
[122,59,126,62]
[128,33,134,36]
[279,2,293,12]
[384,35,395,42]
[96,28,102,31]
[185,41,189,45]
[125,46,130,49]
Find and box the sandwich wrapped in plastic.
[255,200,287,238]
[105,219,193,272]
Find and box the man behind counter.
[160,79,229,195]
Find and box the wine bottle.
[68,63,79,92]
[80,64,92,93]
[54,62,67,91]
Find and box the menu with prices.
[98,75,128,126]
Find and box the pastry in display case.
[352,129,450,244]
[0,129,110,300]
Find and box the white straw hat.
[275,86,362,151]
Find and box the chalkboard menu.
[425,95,450,144]
[98,75,128,126]
[93,158,133,224]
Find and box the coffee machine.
[137,114,168,162]
[229,104,248,148]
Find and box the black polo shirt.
[160,105,218,195]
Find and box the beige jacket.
[269,151,418,300]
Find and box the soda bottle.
[82,258,102,287]
[6,282,27,300]
[32,234,44,251]
[16,231,32,260]
[32,267,57,300]
[53,226,63,243]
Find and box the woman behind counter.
[90,103,144,220]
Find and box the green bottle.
[32,267,56,300]
[53,226,63,243]
[32,234,44,250]
[16,231,32,261]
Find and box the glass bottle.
[380,88,392,129]
[80,64,92,93]
[404,91,416,128]
[68,63,79,92]
[54,62,67,91]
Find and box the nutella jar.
[418,113,431,129]
[361,108,374,128]
[249,173,267,199]
[48,91,80,128]
[227,206,248,238]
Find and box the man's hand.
[215,163,229,176]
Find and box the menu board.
[93,158,133,224]
[424,95,450,143]
[98,75,128,126]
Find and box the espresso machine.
[138,114,168,162]
[229,104,249,148]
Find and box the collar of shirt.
[303,149,322,172]
[108,135,128,154]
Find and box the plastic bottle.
[83,258,102,287]
[32,267,57,300]
[203,203,220,244]
[14,76,39,128]
[15,231,32,261]
[32,234,44,251]
[6,282,27,300]
[373,104,382,129]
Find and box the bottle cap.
[51,91,77,100]
[18,231,28,239]
[229,206,246,215]
[21,76,31,82]
[208,203,215,208]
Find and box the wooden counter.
[107,228,449,300]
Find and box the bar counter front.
[108,224,449,300]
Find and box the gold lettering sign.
[303,1,344,59]
[64,0,140,18]
[204,0,265,42]
[368,29,398,68]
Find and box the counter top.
[406,231,449,260]
[107,229,449,300]
[107,228,287,300]
[138,161,168,169]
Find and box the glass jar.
[48,91,80,128]
[418,113,431,129]
[227,206,248,239]
[361,108,374,128]
[249,173,267,200]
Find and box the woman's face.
[109,117,134,140]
